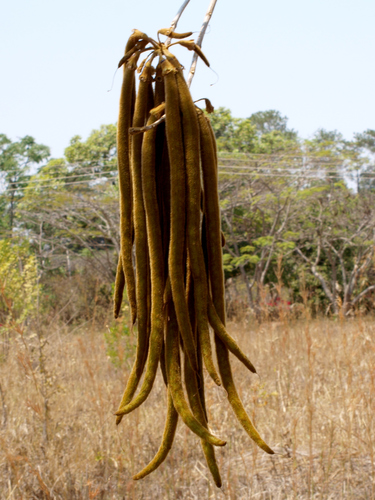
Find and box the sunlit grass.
[0,314,374,498]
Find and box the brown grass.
[0,314,374,499]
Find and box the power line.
[2,178,116,194]
[2,163,375,195]
[2,152,370,176]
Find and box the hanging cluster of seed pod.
[113,28,274,486]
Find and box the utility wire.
[3,170,375,195]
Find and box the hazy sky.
[1,0,374,158]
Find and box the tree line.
[1,110,375,321]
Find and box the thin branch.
[351,284,375,307]
[169,0,191,34]
[187,0,218,87]
[129,114,165,135]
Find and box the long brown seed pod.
[176,40,210,67]
[184,349,222,488]
[184,272,222,487]
[201,214,256,374]
[116,39,139,325]
[133,389,178,480]
[175,67,221,386]
[207,297,256,374]
[116,111,165,418]
[165,300,226,447]
[115,63,154,422]
[162,59,198,374]
[186,262,207,422]
[197,108,274,454]
[196,108,223,313]
[215,337,274,454]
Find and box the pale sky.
[1,0,374,158]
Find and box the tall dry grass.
[0,312,374,499]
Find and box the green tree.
[249,110,297,140]
[18,128,120,282]
[209,108,299,154]
[286,183,375,314]
[303,129,347,185]
[64,124,117,180]
[0,134,50,234]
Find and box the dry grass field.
[0,313,374,499]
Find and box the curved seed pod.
[118,45,138,69]
[221,231,226,247]
[158,28,193,39]
[162,59,198,374]
[192,264,221,385]
[196,108,274,454]
[175,68,220,386]
[215,337,274,454]
[116,111,165,418]
[113,254,125,319]
[176,40,210,67]
[115,63,154,421]
[116,39,140,325]
[165,301,226,447]
[184,347,222,488]
[193,98,214,114]
[133,389,178,480]
[204,98,215,114]
[150,102,166,117]
[196,108,224,318]
[207,297,256,374]
[193,45,210,68]
[186,263,207,422]
[184,269,222,487]
[159,337,168,387]
[130,29,151,44]
[118,39,150,69]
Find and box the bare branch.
[130,114,165,135]
[186,0,218,87]
[169,0,191,34]
[351,285,375,307]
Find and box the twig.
[129,0,218,135]
[129,1,193,133]
[187,0,218,87]
[129,114,166,135]
[169,0,191,33]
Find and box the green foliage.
[222,253,234,272]
[0,239,39,328]
[253,236,274,247]
[4,110,375,320]
[209,107,299,154]
[64,124,117,173]
[248,110,297,140]
[232,254,260,267]
[0,134,50,233]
